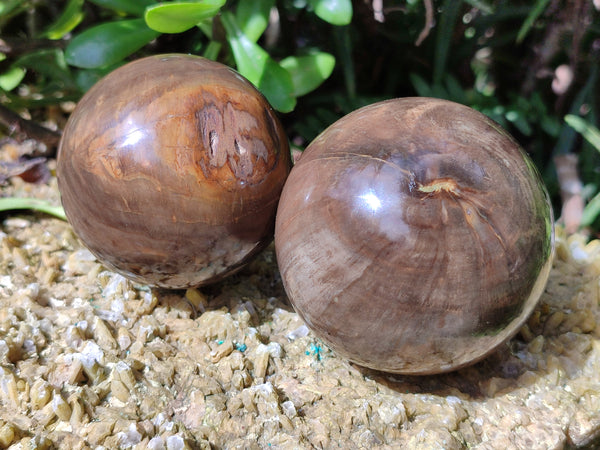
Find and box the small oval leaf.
[75,65,120,92]
[236,0,275,42]
[280,52,335,97]
[65,19,160,68]
[256,59,297,113]
[221,12,295,112]
[309,0,352,26]
[14,49,76,90]
[0,66,26,91]
[43,0,84,40]
[145,1,226,34]
[87,0,155,16]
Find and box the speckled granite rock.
[0,171,599,449]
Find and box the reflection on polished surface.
[275,98,554,375]
[120,118,145,148]
[358,190,382,213]
[58,54,291,288]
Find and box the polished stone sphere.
[275,97,554,375]
[58,54,290,288]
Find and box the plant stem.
[0,197,66,220]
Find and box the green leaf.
[581,191,600,228]
[195,18,214,38]
[0,0,23,17]
[433,0,462,85]
[202,40,221,60]
[236,0,275,42]
[333,25,355,98]
[75,65,120,91]
[88,0,156,16]
[505,110,532,136]
[43,0,84,40]
[65,19,160,69]
[0,66,25,91]
[256,59,297,113]
[145,1,225,34]
[0,198,66,220]
[308,0,352,26]
[280,52,335,97]
[516,0,551,44]
[75,70,105,92]
[409,73,432,97]
[14,49,75,89]
[444,74,467,104]
[565,115,600,151]
[221,12,295,112]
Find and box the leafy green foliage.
[8,0,347,112]
[0,66,25,91]
[15,49,78,98]
[566,116,600,152]
[0,0,28,26]
[87,0,156,15]
[280,53,335,97]
[65,19,160,68]
[516,0,552,43]
[308,0,352,26]
[221,11,296,112]
[236,0,275,42]
[566,116,600,228]
[145,0,226,34]
[433,0,463,85]
[43,0,85,39]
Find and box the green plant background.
[0,0,599,230]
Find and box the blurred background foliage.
[0,0,599,232]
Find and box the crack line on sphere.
[308,152,415,180]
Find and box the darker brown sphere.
[58,54,290,288]
[275,98,554,375]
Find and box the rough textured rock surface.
[0,159,599,449]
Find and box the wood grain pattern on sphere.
[58,54,290,288]
[275,98,554,375]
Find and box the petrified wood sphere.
[58,54,290,288]
[275,98,554,375]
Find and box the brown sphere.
[275,98,554,375]
[58,54,290,288]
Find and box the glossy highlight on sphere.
[275,97,554,375]
[58,54,290,288]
